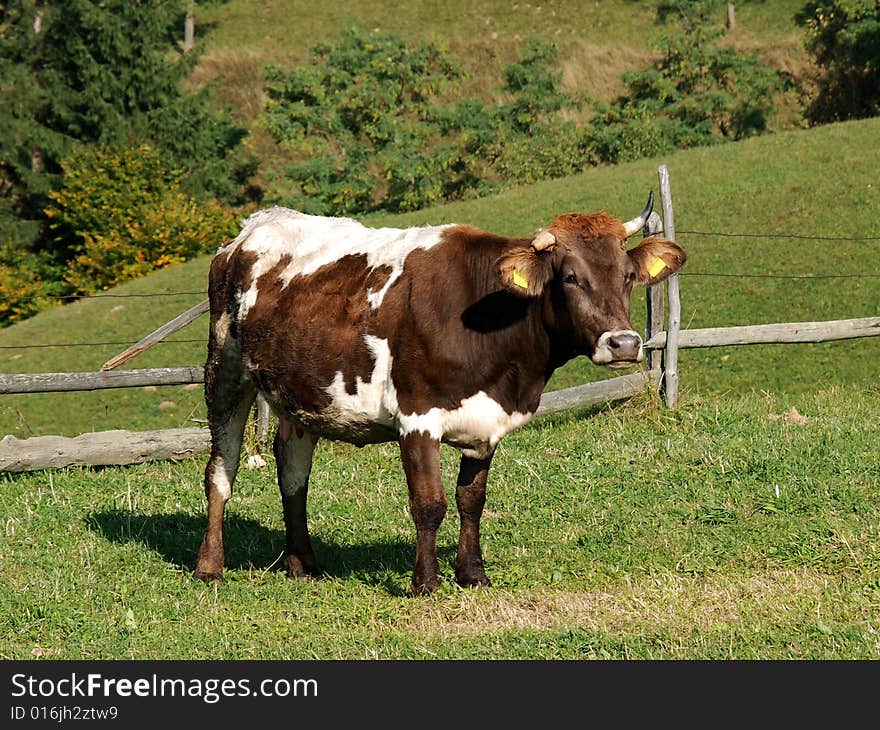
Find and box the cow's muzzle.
[591,329,643,368]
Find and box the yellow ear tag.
[512,268,529,290]
[647,255,666,278]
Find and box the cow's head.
[498,193,686,368]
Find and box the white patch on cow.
[323,335,398,429]
[397,392,533,451]
[319,336,530,454]
[210,458,232,501]
[222,207,453,318]
[591,329,643,365]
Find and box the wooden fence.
[2,164,878,472]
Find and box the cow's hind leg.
[195,363,256,581]
[274,419,320,578]
[455,454,492,588]
[398,432,447,595]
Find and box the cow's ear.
[628,237,687,286]
[497,247,556,298]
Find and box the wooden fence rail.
[0,366,204,394]
[4,314,878,397]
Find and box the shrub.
[0,242,63,325]
[587,2,784,164]
[796,0,880,122]
[261,28,586,215]
[46,144,237,293]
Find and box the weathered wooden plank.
[644,316,880,350]
[536,371,659,416]
[658,164,681,408]
[0,367,204,394]
[101,298,209,371]
[0,427,210,472]
[0,375,657,472]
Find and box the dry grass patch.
[406,568,840,637]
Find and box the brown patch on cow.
[242,253,378,409]
[365,264,393,296]
[376,228,549,419]
[546,211,629,248]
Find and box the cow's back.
[209,208,456,444]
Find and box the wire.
[677,230,880,241]
[682,272,880,279]
[0,338,206,350]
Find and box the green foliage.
[796,0,880,122]
[0,240,63,325]
[587,2,784,164]
[261,27,465,214]
[0,1,69,240]
[31,0,249,204]
[261,28,584,215]
[45,144,237,294]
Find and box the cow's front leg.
[274,419,320,579]
[455,454,492,588]
[398,432,446,595]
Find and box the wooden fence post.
[184,2,195,52]
[658,164,682,408]
[644,211,665,376]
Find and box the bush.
[796,0,880,122]
[587,2,784,164]
[46,144,237,293]
[0,242,63,326]
[261,28,586,215]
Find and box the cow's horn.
[531,229,557,252]
[622,191,654,238]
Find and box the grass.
[1,385,877,659]
[0,9,878,657]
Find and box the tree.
[261,28,585,215]
[0,0,248,248]
[0,0,250,323]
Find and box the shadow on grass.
[86,510,452,596]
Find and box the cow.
[194,193,686,594]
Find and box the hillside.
[190,0,813,193]
[1,116,879,437]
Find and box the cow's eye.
[563,273,578,285]
[625,271,636,284]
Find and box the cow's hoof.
[283,554,319,580]
[194,570,224,583]
[411,576,442,596]
[456,559,491,588]
[457,574,491,589]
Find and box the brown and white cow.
[195,194,686,594]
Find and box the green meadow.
[0,0,878,659]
